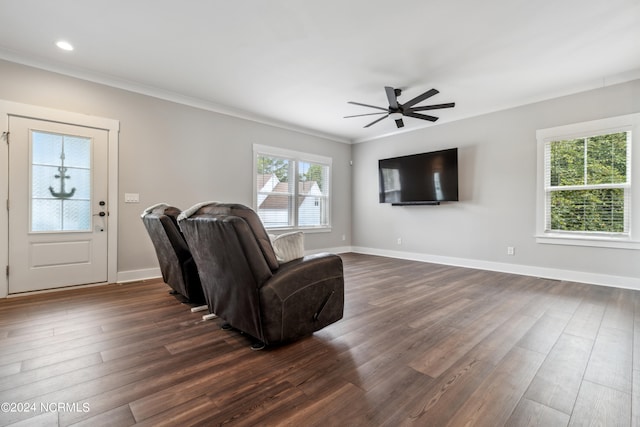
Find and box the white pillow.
[269,231,304,263]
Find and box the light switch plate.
[124,193,139,203]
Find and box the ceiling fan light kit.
[345,86,455,129]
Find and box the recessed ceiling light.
[56,41,74,51]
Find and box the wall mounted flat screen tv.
[379,148,458,205]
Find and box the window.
[547,131,629,233]
[254,144,331,230]
[536,113,640,249]
[31,131,92,232]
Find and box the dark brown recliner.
[141,203,205,304]
[178,202,344,348]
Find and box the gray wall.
[2,56,638,288]
[0,59,352,277]
[352,79,640,286]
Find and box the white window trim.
[535,112,640,250]
[253,144,332,232]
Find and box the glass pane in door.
[31,131,92,232]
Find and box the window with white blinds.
[545,131,630,235]
[536,113,640,250]
[253,144,331,230]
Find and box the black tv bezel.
[378,147,459,205]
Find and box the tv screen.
[379,148,458,205]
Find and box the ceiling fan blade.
[347,101,389,112]
[403,111,439,122]
[385,86,398,109]
[410,102,455,112]
[395,118,404,128]
[344,112,388,118]
[403,88,439,109]
[364,114,389,128]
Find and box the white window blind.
[544,131,631,236]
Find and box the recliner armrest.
[263,253,343,296]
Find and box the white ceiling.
[0,1,639,143]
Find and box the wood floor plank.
[0,326,104,358]
[68,404,136,427]
[133,395,220,427]
[563,300,606,341]
[58,343,246,425]
[11,321,161,370]
[505,398,569,427]
[262,382,371,427]
[0,352,103,393]
[0,348,171,425]
[375,310,531,421]
[0,305,193,368]
[128,343,327,422]
[205,381,311,427]
[524,333,593,415]
[1,410,59,427]
[407,296,474,329]
[444,345,546,427]
[516,311,572,355]
[382,356,496,426]
[568,380,631,427]
[0,253,637,426]
[601,288,635,332]
[409,284,537,378]
[583,326,633,394]
[338,322,458,392]
[0,361,21,378]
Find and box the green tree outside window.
[548,132,628,233]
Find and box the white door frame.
[0,100,119,298]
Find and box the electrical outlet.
[341,234,346,241]
[507,246,515,256]
[397,238,402,245]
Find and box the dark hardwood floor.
[0,253,637,426]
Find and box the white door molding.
[0,100,119,297]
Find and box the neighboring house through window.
[536,113,640,249]
[253,144,331,230]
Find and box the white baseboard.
[112,246,640,291]
[350,246,640,291]
[117,267,161,284]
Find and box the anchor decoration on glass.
[49,151,76,199]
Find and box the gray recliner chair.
[141,203,205,304]
[178,202,344,349]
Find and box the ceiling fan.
[345,86,455,128]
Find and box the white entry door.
[8,116,109,293]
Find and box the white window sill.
[536,234,640,250]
